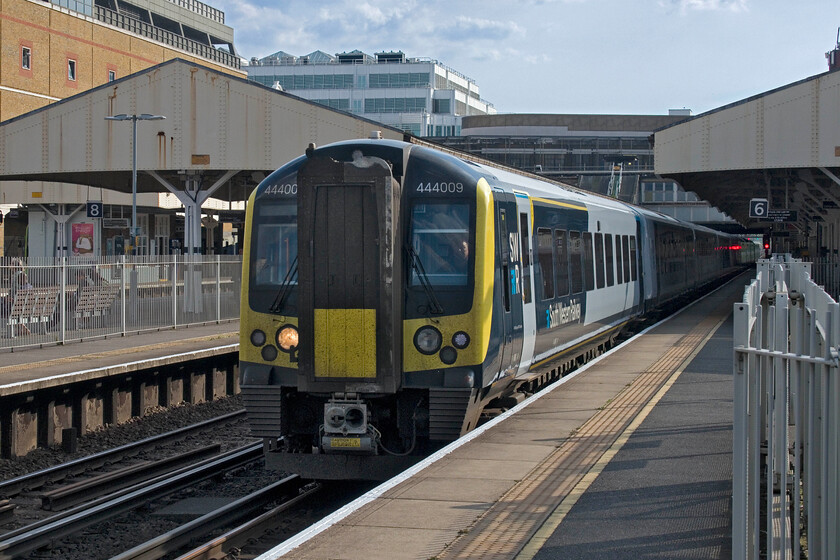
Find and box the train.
[239,138,758,480]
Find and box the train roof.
[308,139,743,238]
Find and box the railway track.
[0,410,247,499]
[113,475,318,560]
[0,442,263,559]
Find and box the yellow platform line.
[515,311,731,559]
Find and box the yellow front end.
[402,178,496,373]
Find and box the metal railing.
[164,0,224,24]
[0,256,241,352]
[808,257,840,302]
[733,255,840,560]
[94,6,240,70]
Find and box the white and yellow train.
[239,139,757,479]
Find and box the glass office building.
[246,50,496,137]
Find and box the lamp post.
[105,113,166,254]
[105,113,165,325]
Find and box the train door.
[515,192,537,374]
[296,155,402,394]
[494,191,522,380]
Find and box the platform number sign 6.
[749,198,768,219]
[86,201,103,219]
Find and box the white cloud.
[660,0,749,13]
[215,0,533,60]
[445,16,524,40]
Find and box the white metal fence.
[0,255,241,351]
[733,255,840,560]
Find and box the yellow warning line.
[515,311,730,559]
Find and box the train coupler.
[320,399,378,454]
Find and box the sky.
[215,0,836,116]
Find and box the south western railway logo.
[546,299,582,329]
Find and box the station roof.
[654,69,840,229]
[0,58,406,199]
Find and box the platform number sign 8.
[86,201,103,219]
[749,198,768,219]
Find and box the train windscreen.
[252,202,297,287]
[409,202,471,287]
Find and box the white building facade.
[246,50,496,137]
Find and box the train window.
[499,209,511,313]
[594,233,606,289]
[537,228,554,300]
[554,230,569,296]
[629,236,638,281]
[583,232,594,291]
[252,203,297,286]
[519,213,532,304]
[605,233,615,287]
[615,235,623,284]
[569,231,583,294]
[622,235,631,282]
[409,203,471,287]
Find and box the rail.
[113,476,313,560]
[0,442,262,560]
[0,255,241,351]
[0,410,244,497]
[733,254,840,560]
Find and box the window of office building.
[432,125,456,137]
[399,123,422,136]
[67,59,77,81]
[312,99,350,111]
[433,99,450,114]
[364,97,426,113]
[260,73,354,90]
[21,46,31,70]
[369,73,430,88]
[51,0,93,16]
[108,70,116,82]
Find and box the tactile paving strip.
[437,296,735,559]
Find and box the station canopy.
[0,58,406,199]
[654,69,840,232]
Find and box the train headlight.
[452,331,470,349]
[414,326,442,355]
[276,325,299,352]
[250,329,266,347]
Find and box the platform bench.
[7,286,60,338]
[73,283,120,328]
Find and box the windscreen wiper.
[405,244,444,315]
[269,256,298,313]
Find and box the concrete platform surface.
[0,321,238,393]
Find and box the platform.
[263,271,752,560]
[0,322,238,395]
[0,321,241,458]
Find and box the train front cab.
[240,142,506,479]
